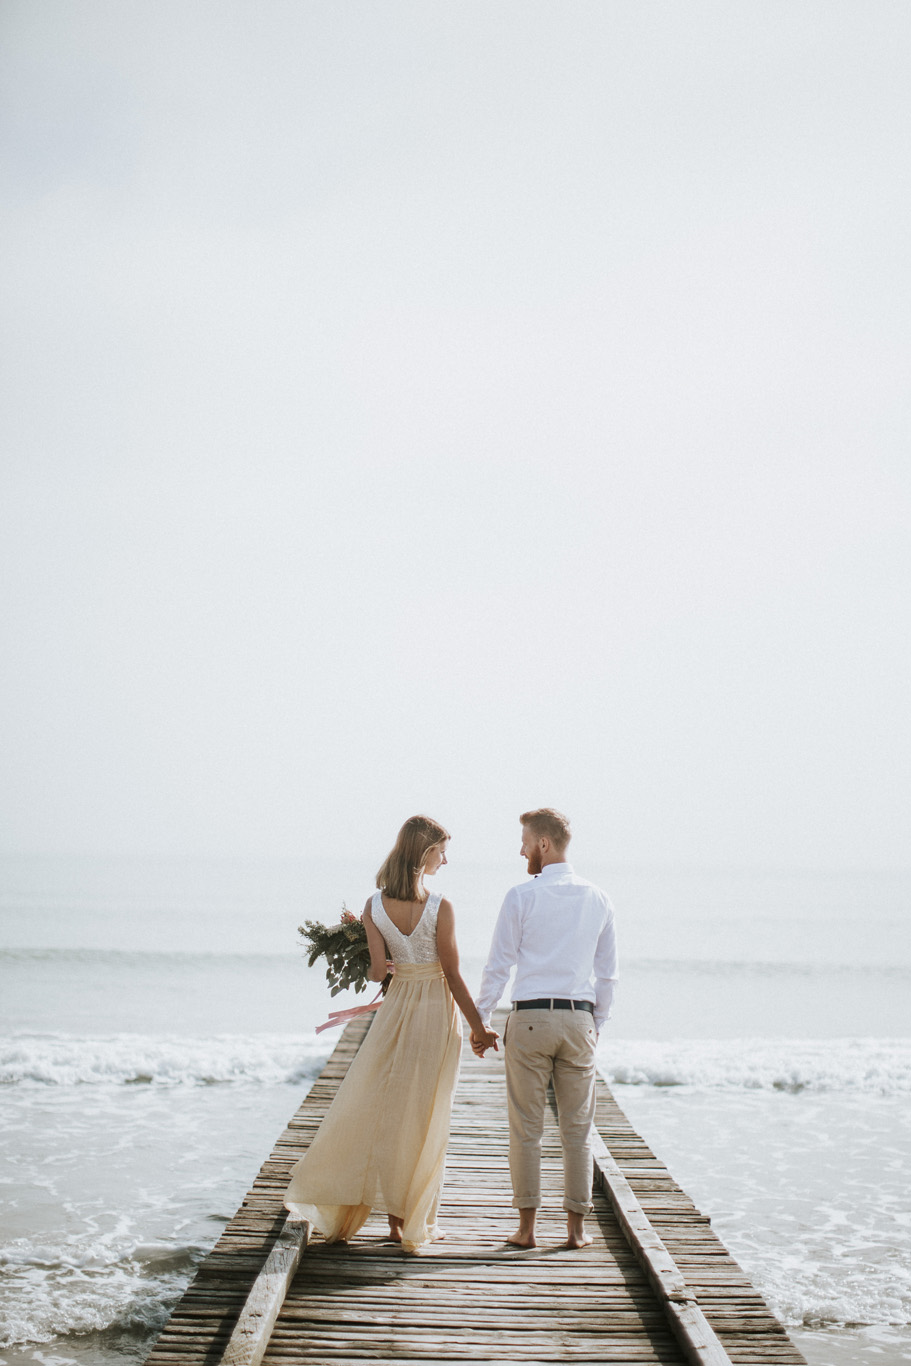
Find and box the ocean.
[1,854,909,1366]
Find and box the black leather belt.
[514,998,594,1014]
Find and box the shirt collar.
[535,861,573,879]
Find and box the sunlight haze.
[2,1,909,869]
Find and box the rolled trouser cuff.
[563,1197,594,1215]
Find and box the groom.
[471,808,618,1249]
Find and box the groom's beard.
[525,850,543,876]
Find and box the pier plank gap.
[146,1015,805,1366]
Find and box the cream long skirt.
[284,961,462,1253]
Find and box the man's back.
[476,861,618,1032]
[472,809,619,1250]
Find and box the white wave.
[764,1251,911,1330]
[0,1033,330,1087]
[0,1233,203,1346]
[602,1037,911,1093]
[705,1204,911,1331]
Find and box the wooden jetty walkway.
[147,1016,805,1366]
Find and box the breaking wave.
[603,1037,911,1093]
[0,1032,330,1087]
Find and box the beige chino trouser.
[503,1006,597,1215]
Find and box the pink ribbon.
[315,985,385,1035]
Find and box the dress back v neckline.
[379,891,429,939]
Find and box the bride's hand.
[471,1027,499,1057]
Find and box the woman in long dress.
[284,815,499,1253]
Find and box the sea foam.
[4,1032,909,1094]
[0,1233,200,1346]
[604,1037,911,1093]
[0,1033,330,1087]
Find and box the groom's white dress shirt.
[475,862,619,1033]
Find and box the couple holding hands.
[284,808,619,1253]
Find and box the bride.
[284,814,499,1253]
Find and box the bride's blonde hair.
[376,815,450,902]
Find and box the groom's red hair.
[520,808,572,850]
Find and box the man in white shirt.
[472,808,618,1249]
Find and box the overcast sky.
[1,1,909,870]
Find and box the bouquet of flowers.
[298,905,391,997]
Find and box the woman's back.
[371,890,441,965]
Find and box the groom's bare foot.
[565,1215,592,1248]
[506,1211,537,1248]
[564,1230,593,1248]
[506,1230,537,1248]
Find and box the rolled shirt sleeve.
[593,903,619,1033]
[475,889,521,1027]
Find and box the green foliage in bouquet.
[298,906,390,997]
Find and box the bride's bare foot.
[387,1216,403,1243]
[565,1215,592,1248]
[506,1211,537,1248]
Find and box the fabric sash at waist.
[314,960,446,1032]
[391,960,445,981]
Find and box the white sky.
[1,1,909,869]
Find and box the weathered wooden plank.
[145,1021,371,1366]
[590,1127,732,1366]
[147,1013,804,1366]
[220,1219,309,1366]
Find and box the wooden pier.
[146,1017,805,1366]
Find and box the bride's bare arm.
[362,901,390,982]
[436,899,499,1050]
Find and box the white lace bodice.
[371,890,442,964]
